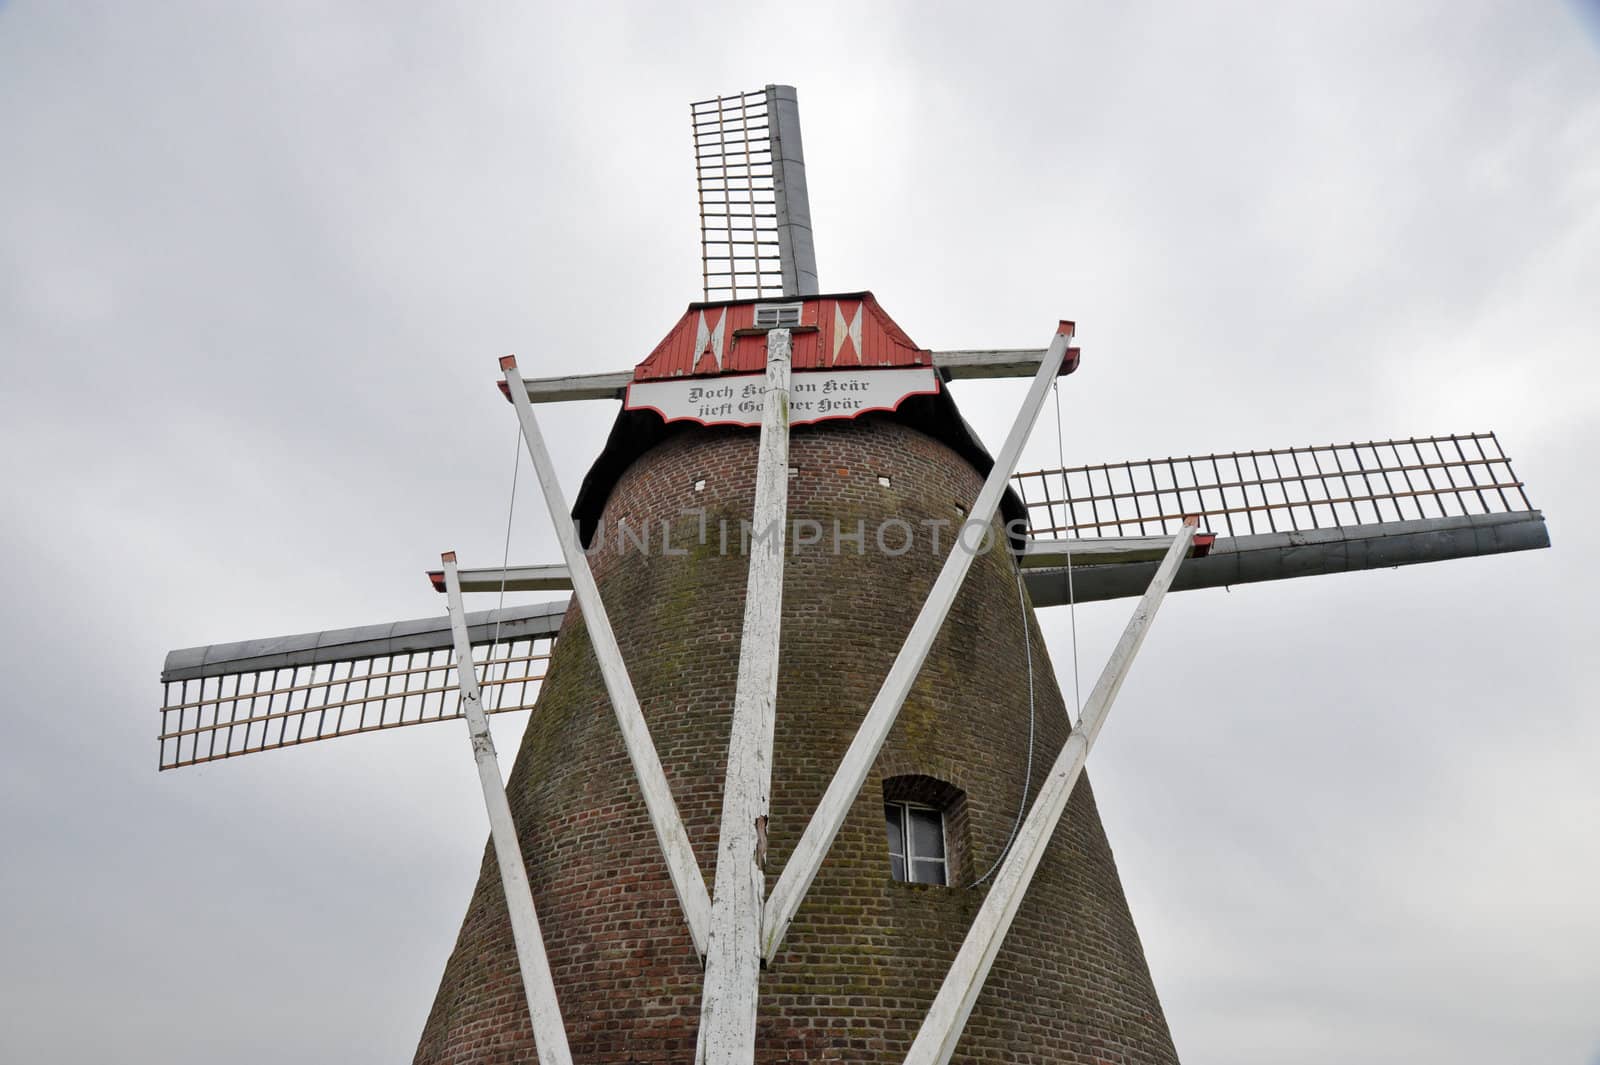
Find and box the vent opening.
[754,302,802,328]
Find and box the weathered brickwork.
[415,415,1179,1064]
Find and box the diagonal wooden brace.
[439,553,574,1065]
[500,356,713,957]
[901,520,1198,1065]
[761,322,1077,962]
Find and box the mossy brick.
[415,416,1178,1064]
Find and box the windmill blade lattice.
[1013,430,1547,607]
[693,85,816,301]
[1013,431,1533,539]
[158,603,563,770]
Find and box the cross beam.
[426,562,573,594]
[439,554,573,1065]
[902,520,1197,1065]
[510,348,1079,403]
[500,355,713,957]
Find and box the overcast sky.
[2,2,1597,1063]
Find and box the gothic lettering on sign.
[626,368,940,428]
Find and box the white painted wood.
[760,324,1077,962]
[501,357,713,957]
[440,556,574,1065]
[433,562,574,594]
[932,348,1065,380]
[513,347,1072,405]
[520,369,635,403]
[161,601,569,683]
[1020,535,1190,569]
[696,330,793,1065]
[901,522,1197,1065]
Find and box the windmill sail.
[157,430,1547,768]
[1013,431,1549,604]
[158,602,564,770]
[692,85,817,301]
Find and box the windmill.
[158,84,1550,1064]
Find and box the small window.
[877,475,891,488]
[754,302,802,328]
[693,478,706,492]
[885,800,947,885]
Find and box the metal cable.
[1054,380,1082,719]
[486,425,524,710]
[966,379,1082,886]
[967,561,1038,888]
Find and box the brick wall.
[415,415,1179,1064]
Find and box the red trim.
[426,570,447,592]
[498,354,518,371]
[1192,532,1216,557]
[496,380,512,402]
[634,293,930,382]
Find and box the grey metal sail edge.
[766,84,818,297]
[693,84,818,301]
[158,600,568,770]
[1013,431,1550,605]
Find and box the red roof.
[633,292,928,381]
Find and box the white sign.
[625,367,940,428]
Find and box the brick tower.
[413,295,1180,1063]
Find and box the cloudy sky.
[3,2,1597,1062]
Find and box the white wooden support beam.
[439,554,574,1065]
[512,346,1079,404]
[427,562,574,594]
[696,330,793,1065]
[760,322,1077,963]
[933,347,1080,380]
[1019,533,1214,569]
[517,370,635,404]
[500,355,713,957]
[901,520,1198,1065]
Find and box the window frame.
[753,302,803,328]
[885,798,948,886]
